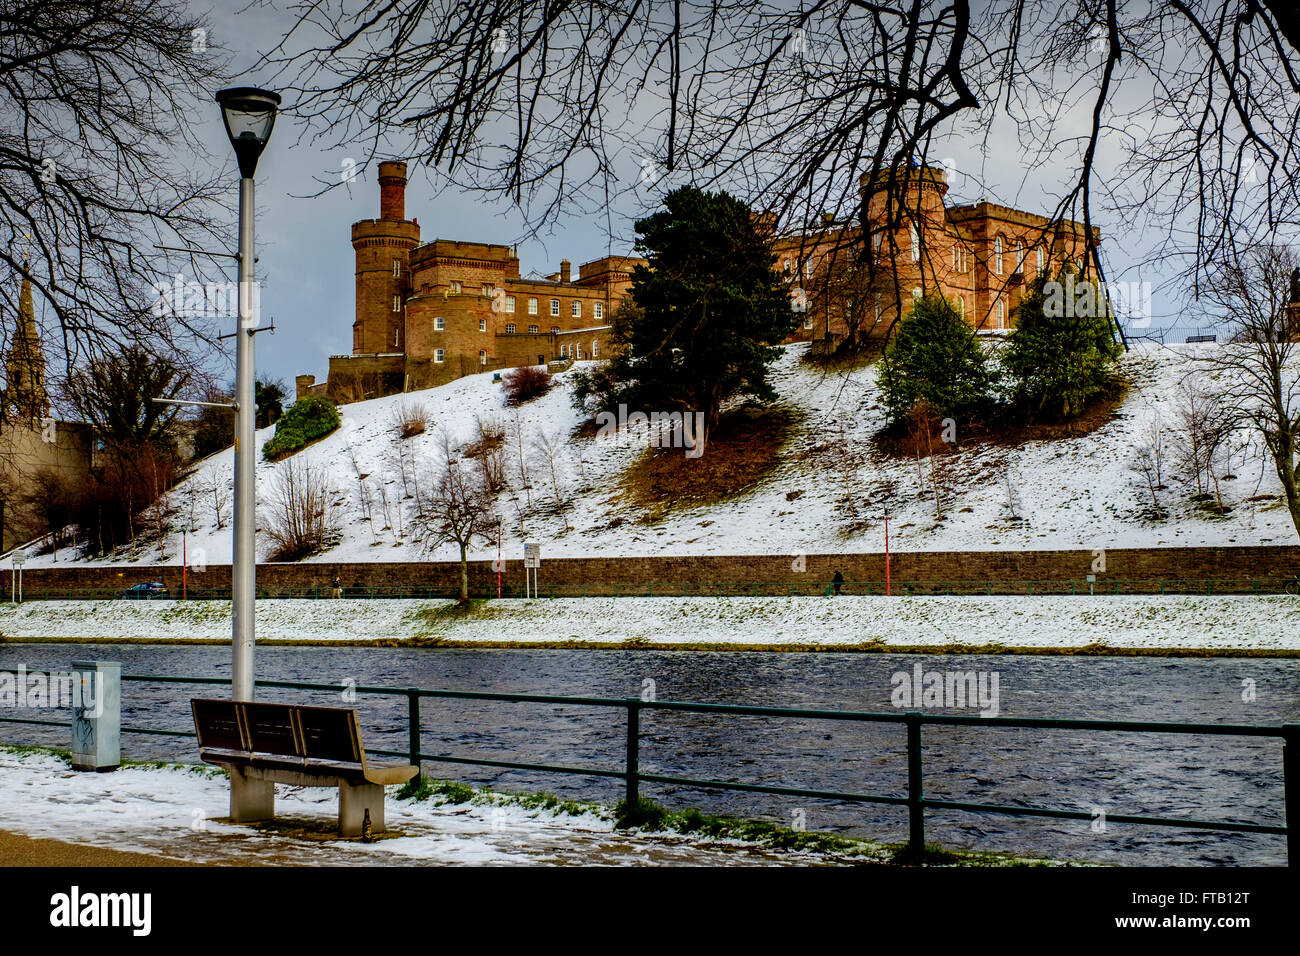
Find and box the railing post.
[1285,723,1298,867]
[407,689,421,773]
[625,700,641,809]
[906,713,924,860]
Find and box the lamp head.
[215,87,281,178]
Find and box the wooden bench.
[191,698,417,837]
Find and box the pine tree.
[879,295,994,424]
[1002,269,1121,420]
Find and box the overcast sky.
[154,1,1199,392]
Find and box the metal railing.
[5,576,1300,602]
[1,670,1293,863]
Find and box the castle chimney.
[560,259,571,283]
[378,160,408,221]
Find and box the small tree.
[260,457,339,561]
[879,295,994,424]
[502,365,552,405]
[1002,270,1122,420]
[412,435,495,602]
[262,395,341,461]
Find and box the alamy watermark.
[149,273,261,325]
[1042,275,1153,328]
[0,665,104,717]
[594,403,706,459]
[890,663,1000,717]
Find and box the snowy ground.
[14,341,1298,571]
[0,594,1296,651]
[0,748,879,866]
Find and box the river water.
[1,643,1294,865]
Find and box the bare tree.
[411,435,495,602]
[345,441,381,545]
[531,428,571,530]
[266,1,1300,356]
[0,0,232,396]
[509,412,533,507]
[465,414,508,495]
[260,457,340,561]
[1198,243,1300,535]
[210,477,231,531]
[1172,375,1237,512]
[1131,410,1167,520]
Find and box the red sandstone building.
[298,162,1099,402]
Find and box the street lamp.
[215,86,278,825]
[215,87,279,706]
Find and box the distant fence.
[6,575,1300,601]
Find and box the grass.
[621,405,799,519]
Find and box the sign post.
[11,549,25,603]
[524,543,540,600]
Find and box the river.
[1,643,1294,865]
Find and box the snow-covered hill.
[18,342,1300,568]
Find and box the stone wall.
[11,546,1299,597]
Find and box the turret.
[351,161,420,355]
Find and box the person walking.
[832,570,845,596]
[332,575,343,599]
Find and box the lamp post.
[215,87,280,703]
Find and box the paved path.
[0,829,196,867]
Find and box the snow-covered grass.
[0,747,1080,866]
[17,341,1299,569]
[1,594,1296,651]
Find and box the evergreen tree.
[591,186,796,449]
[1003,269,1121,420]
[879,295,994,423]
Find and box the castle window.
[528,324,538,334]
[479,318,487,332]
[996,300,1005,327]
[450,280,462,294]
[394,328,400,346]
[561,344,568,358]
[957,296,965,318]
[594,302,604,320]
[1036,248,1044,274]
[434,348,445,363]
[392,259,400,277]
[873,232,882,254]
[909,225,919,262]
[1015,241,1024,273]
[995,236,1003,275]
[572,301,581,317]
[505,323,516,334]
[434,316,445,330]
[481,284,492,297]
[551,326,559,334]
[783,258,792,276]
[576,345,583,359]
[505,295,516,313]
[912,286,922,299]
[479,350,487,365]
[528,297,538,314]
[550,299,560,316]
[591,340,599,358]
[873,294,882,324]
[804,259,813,278]
[392,295,401,312]
[803,314,813,330]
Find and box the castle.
[298,163,1099,402]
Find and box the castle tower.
[351,160,420,355]
[858,165,951,303]
[3,268,49,421]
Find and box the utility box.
[70,660,121,772]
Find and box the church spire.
[4,256,49,422]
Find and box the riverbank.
[0,595,1297,655]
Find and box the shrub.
[879,295,994,423]
[1001,270,1122,420]
[262,395,341,461]
[259,456,339,560]
[502,364,552,405]
[392,400,428,439]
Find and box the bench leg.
[339,781,384,837]
[230,769,275,823]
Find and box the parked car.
[121,582,169,600]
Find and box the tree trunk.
[458,542,469,603]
